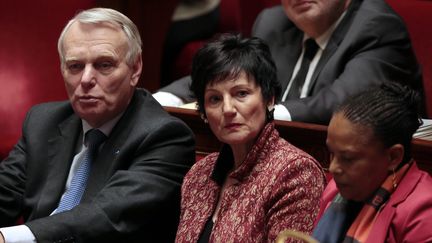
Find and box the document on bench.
[180,102,198,110]
[414,119,432,141]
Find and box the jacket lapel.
[82,132,125,200]
[33,114,81,218]
[366,163,422,242]
[278,28,303,94]
[309,40,338,92]
[308,0,361,94]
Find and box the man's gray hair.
[58,8,142,67]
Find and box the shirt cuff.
[274,104,292,121]
[152,92,185,107]
[0,225,36,243]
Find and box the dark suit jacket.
[0,89,195,243]
[160,0,423,124]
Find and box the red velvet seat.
[172,0,241,80]
[386,0,432,117]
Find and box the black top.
[198,219,214,243]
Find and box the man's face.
[281,0,349,37]
[61,22,142,127]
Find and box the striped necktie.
[55,129,107,213]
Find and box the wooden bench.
[165,107,432,175]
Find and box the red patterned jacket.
[176,122,326,243]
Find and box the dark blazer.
[0,89,195,243]
[160,0,423,124]
[253,0,423,123]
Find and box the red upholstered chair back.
[386,0,432,117]
[221,0,281,36]
[238,0,281,36]
[218,0,242,33]
[172,0,241,80]
[0,1,95,159]
[172,0,281,80]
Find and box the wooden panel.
[165,107,222,154]
[165,107,432,175]
[274,119,330,169]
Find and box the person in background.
[175,34,326,243]
[313,82,432,242]
[0,8,195,243]
[160,0,220,86]
[154,0,423,125]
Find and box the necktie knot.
[304,38,319,60]
[85,129,107,151]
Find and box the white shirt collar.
[81,112,124,138]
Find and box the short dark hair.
[336,82,423,164]
[190,34,281,116]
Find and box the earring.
[200,114,208,124]
[391,168,397,189]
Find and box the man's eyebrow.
[94,55,118,61]
[64,56,82,63]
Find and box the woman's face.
[326,113,394,202]
[204,72,270,151]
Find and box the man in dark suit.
[154,0,423,124]
[0,8,195,243]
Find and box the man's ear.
[130,54,143,87]
[387,144,405,170]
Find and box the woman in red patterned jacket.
[175,34,326,243]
